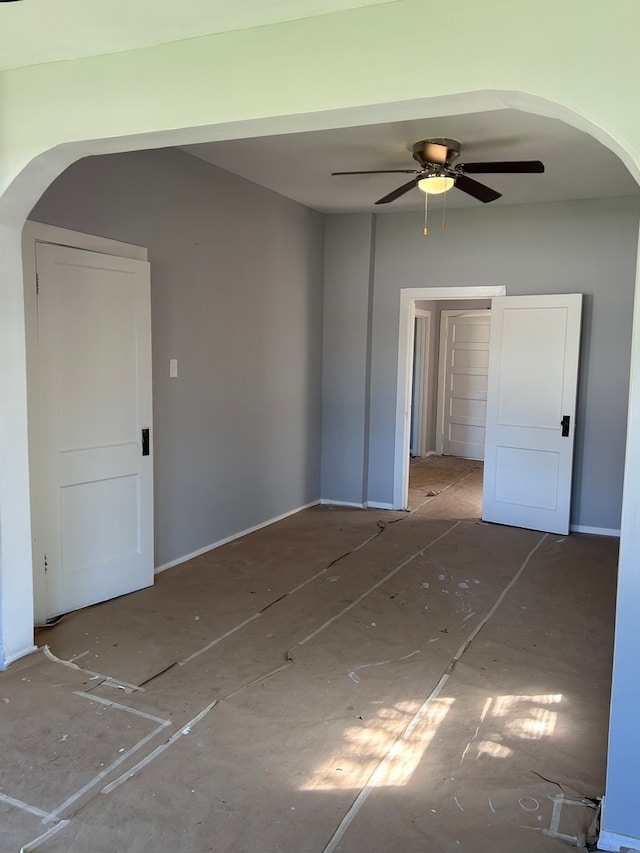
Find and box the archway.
[1,84,639,848]
[1,89,637,660]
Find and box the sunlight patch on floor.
[463,693,563,763]
[301,698,454,791]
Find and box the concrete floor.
[0,458,616,851]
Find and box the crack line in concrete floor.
[8,460,611,852]
[101,659,294,797]
[178,612,262,666]
[408,468,479,514]
[177,518,396,668]
[15,657,296,850]
[321,531,548,853]
[15,462,492,848]
[298,520,463,646]
[177,466,478,672]
[41,645,143,693]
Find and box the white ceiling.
[182,108,639,213]
[0,0,397,71]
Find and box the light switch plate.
[169,358,178,378]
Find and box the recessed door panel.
[57,270,139,452]
[494,446,560,510]
[60,475,140,575]
[497,306,567,429]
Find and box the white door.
[482,294,582,535]
[437,310,491,460]
[35,243,153,620]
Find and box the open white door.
[482,294,582,535]
[35,243,153,620]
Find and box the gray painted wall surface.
[30,149,325,567]
[321,214,373,504]
[325,197,639,530]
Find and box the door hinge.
[36,272,39,295]
[44,553,48,574]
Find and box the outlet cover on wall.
[169,358,178,378]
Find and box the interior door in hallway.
[482,294,582,535]
[437,310,491,460]
[35,242,153,620]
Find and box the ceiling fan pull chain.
[442,187,448,231]
[423,190,429,236]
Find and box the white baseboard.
[2,644,38,670]
[598,795,640,851]
[154,500,320,574]
[366,501,395,510]
[319,499,365,509]
[598,827,640,851]
[570,524,621,537]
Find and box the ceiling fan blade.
[375,177,419,205]
[460,160,545,174]
[331,169,419,176]
[454,174,502,203]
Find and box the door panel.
[482,294,582,535]
[438,311,491,460]
[57,270,140,450]
[497,306,567,428]
[36,243,153,620]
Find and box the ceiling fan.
[331,138,544,205]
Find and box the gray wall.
[324,197,640,530]
[321,214,374,504]
[30,148,325,567]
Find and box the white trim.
[154,500,320,573]
[365,501,395,510]
[570,524,621,537]
[393,286,507,509]
[597,828,640,851]
[319,499,365,509]
[1,644,38,670]
[596,797,640,852]
[23,221,148,261]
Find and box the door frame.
[435,308,492,458]
[22,222,149,625]
[393,286,507,510]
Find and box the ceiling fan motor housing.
[413,138,461,168]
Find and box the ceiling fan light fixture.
[417,173,455,195]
